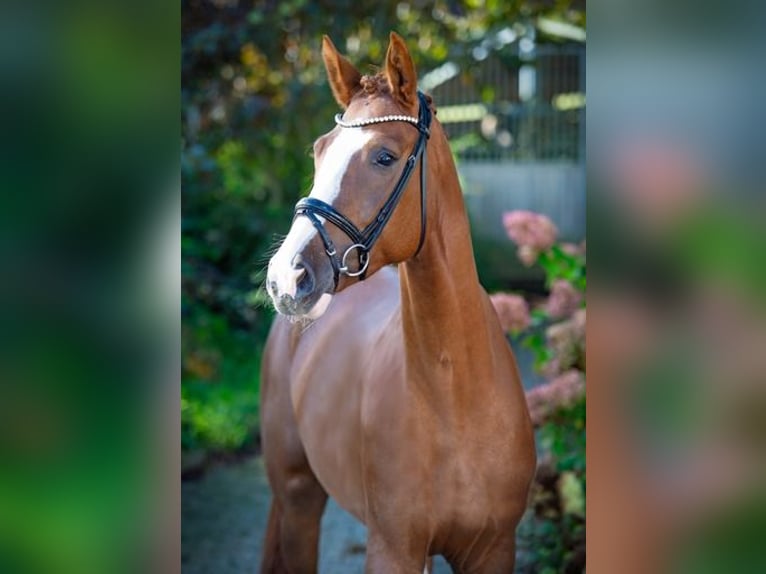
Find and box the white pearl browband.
[334,113,420,128]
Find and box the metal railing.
[426,44,585,163]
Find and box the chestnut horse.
[261,33,536,573]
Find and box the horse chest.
[283,289,532,531]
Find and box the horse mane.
[358,73,436,114]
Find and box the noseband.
[294,91,432,289]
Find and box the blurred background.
[587,1,766,572]
[182,0,586,572]
[2,0,764,573]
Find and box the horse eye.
[375,151,396,167]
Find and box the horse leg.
[476,538,516,574]
[280,472,328,573]
[261,455,328,574]
[364,531,427,574]
[260,476,327,574]
[261,460,328,574]
[260,500,289,573]
[448,535,517,574]
[260,334,328,573]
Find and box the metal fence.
[425,43,585,163]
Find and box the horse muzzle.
[266,249,337,319]
[266,256,311,310]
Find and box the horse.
[261,32,536,573]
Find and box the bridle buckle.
[339,243,369,277]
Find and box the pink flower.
[561,241,585,257]
[571,308,586,337]
[544,309,586,375]
[489,293,530,333]
[516,245,540,267]
[525,370,585,427]
[502,210,559,252]
[541,356,562,378]
[545,280,583,319]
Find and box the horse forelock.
[355,74,436,115]
[359,73,390,95]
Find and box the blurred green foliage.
[181,0,585,454]
[518,398,586,574]
[181,306,262,451]
[540,396,586,474]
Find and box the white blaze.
[311,127,374,204]
[268,127,373,307]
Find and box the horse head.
[267,32,432,318]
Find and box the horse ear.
[385,32,418,111]
[322,35,361,109]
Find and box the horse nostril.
[294,263,315,298]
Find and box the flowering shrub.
[542,307,586,377]
[490,209,586,574]
[488,293,530,333]
[545,279,583,319]
[490,209,586,429]
[525,369,585,428]
[503,210,559,263]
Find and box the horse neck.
[399,121,494,387]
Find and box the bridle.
[294,91,432,289]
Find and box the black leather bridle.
[294,91,432,289]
